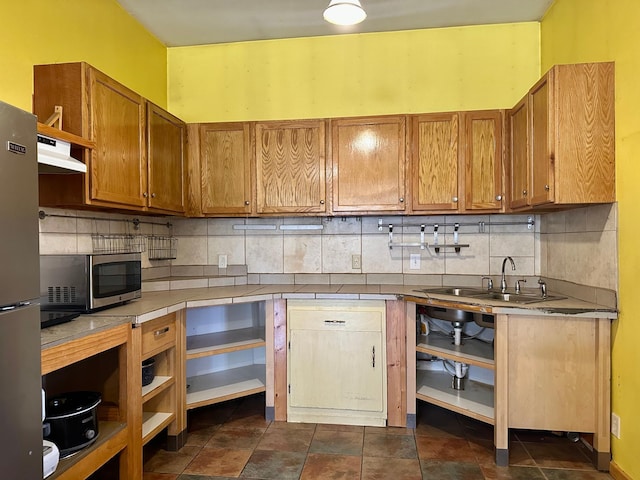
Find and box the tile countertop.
[83,283,618,326]
[41,314,133,350]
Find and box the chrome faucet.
[500,256,516,293]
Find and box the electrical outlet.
[352,254,362,269]
[410,254,421,270]
[218,254,228,269]
[611,412,621,438]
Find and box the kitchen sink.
[416,287,566,304]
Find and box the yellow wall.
[542,1,640,477]
[0,0,166,113]
[168,23,539,123]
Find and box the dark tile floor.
[143,394,613,480]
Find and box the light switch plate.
[410,254,421,270]
[218,254,228,269]
[352,254,361,269]
[611,412,621,438]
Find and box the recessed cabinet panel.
[89,68,147,207]
[256,121,326,213]
[411,113,459,211]
[147,103,185,213]
[200,123,253,214]
[508,97,529,209]
[530,74,554,206]
[332,116,405,212]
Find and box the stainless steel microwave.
[40,253,142,312]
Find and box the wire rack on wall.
[39,210,178,260]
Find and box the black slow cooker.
[44,391,101,458]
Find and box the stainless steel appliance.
[0,100,43,477]
[40,252,142,312]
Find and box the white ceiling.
[116,0,554,47]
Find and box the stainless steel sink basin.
[417,287,488,297]
[471,292,566,304]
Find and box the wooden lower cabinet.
[286,300,387,426]
[41,323,132,480]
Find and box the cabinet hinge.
[288,340,290,350]
[288,384,291,394]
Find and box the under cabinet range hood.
[37,134,87,174]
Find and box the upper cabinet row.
[34,62,186,214]
[33,61,614,217]
[187,110,505,216]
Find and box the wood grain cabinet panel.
[509,62,615,210]
[508,97,530,209]
[256,120,326,214]
[146,102,186,214]
[199,122,253,215]
[331,116,406,212]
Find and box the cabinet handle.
[143,192,148,198]
[151,193,156,198]
[544,185,550,191]
[324,320,346,324]
[522,190,528,196]
[399,197,404,203]
[244,200,250,206]
[154,326,170,336]
[320,200,325,205]
[372,346,375,368]
[452,196,458,203]
[495,195,502,201]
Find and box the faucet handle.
[481,276,493,291]
[515,278,527,294]
[538,278,547,298]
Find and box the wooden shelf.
[186,364,266,409]
[186,327,265,359]
[48,421,127,480]
[142,411,176,445]
[142,375,174,403]
[37,122,95,149]
[416,370,494,425]
[417,333,494,369]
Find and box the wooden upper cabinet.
[461,110,504,212]
[256,120,326,214]
[509,62,615,210]
[199,122,253,215]
[410,113,459,212]
[147,102,186,214]
[34,62,186,213]
[331,116,406,212]
[508,96,530,210]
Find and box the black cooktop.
[40,310,81,329]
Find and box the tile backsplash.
[38,204,618,298]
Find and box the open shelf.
[416,370,494,425]
[417,333,494,369]
[49,421,127,480]
[186,364,266,409]
[186,327,265,359]
[142,375,174,402]
[142,411,176,445]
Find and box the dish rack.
[92,234,146,254]
[147,236,178,260]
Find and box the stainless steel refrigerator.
[0,100,43,477]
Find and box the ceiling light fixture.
[323,0,367,26]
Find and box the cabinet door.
[256,120,326,214]
[508,96,530,209]
[147,102,185,214]
[332,116,406,212]
[289,328,384,413]
[200,123,253,214]
[529,71,555,206]
[461,110,504,211]
[88,67,147,207]
[411,113,459,211]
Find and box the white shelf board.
[416,369,494,421]
[187,327,265,357]
[141,375,173,399]
[142,411,174,443]
[417,333,494,368]
[186,364,266,408]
